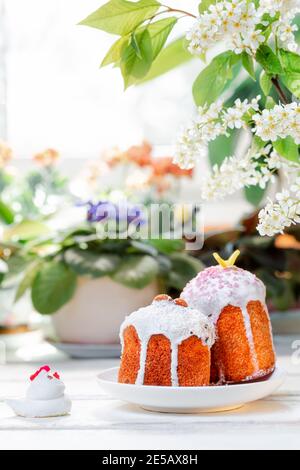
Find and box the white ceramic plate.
[97,367,286,413]
[47,339,121,359]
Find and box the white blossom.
[253,103,300,143]
[187,0,300,57]
[257,190,300,236]
[200,147,276,201]
[175,97,261,170]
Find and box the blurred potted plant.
[0,146,69,342]
[2,200,203,344]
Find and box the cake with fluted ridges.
[181,252,276,384]
[118,295,215,387]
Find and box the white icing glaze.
[181,265,273,377]
[120,299,215,386]
[6,369,71,418]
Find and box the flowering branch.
[271,77,289,105]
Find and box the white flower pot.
[52,277,159,344]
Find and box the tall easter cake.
[181,251,276,383]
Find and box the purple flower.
[86,201,146,226]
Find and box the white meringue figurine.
[6,365,72,418]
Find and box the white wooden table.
[0,335,299,450]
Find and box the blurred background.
[0,0,299,360]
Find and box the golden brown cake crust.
[118,325,141,384]
[214,305,255,383]
[211,301,275,383]
[144,334,172,386]
[248,300,276,373]
[177,336,210,386]
[119,328,211,387]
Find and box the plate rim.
[97,365,286,392]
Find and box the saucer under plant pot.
[0,281,42,350]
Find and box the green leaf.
[139,36,193,83]
[111,254,159,288]
[279,48,300,97]
[265,96,276,109]
[244,185,267,207]
[192,51,239,106]
[131,31,143,58]
[198,0,217,13]
[31,262,77,314]
[64,248,120,277]
[4,220,49,242]
[256,45,283,75]
[4,255,33,282]
[242,52,256,80]
[121,29,153,87]
[273,137,299,163]
[0,200,14,225]
[167,253,204,291]
[145,17,177,60]
[209,130,238,166]
[79,0,160,36]
[251,135,266,153]
[282,72,300,99]
[147,238,185,254]
[101,35,130,67]
[279,48,300,73]
[259,70,272,95]
[15,261,42,302]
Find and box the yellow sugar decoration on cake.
[213,250,240,268]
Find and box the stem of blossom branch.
[271,77,289,105]
[161,5,197,18]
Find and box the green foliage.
[256,45,283,75]
[0,200,15,225]
[64,248,121,277]
[31,262,77,315]
[79,0,160,36]
[146,238,185,254]
[15,261,42,302]
[242,52,256,80]
[101,35,130,66]
[279,49,300,98]
[259,70,272,96]
[120,17,177,87]
[244,185,267,207]
[121,29,153,87]
[3,220,49,243]
[273,137,299,163]
[110,254,159,288]
[193,51,239,106]
[167,253,204,290]
[208,131,238,167]
[198,0,217,14]
[139,37,193,83]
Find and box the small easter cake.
[118,295,215,387]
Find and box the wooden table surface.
[0,335,299,450]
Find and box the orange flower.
[0,141,13,168]
[151,157,193,178]
[33,148,59,167]
[127,141,152,167]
